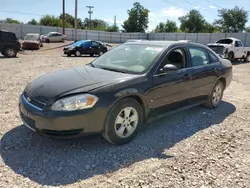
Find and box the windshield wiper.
[99,67,128,73]
[88,62,96,67]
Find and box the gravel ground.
[0,46,250,188]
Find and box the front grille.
[41,129,83,137]
[208,45,225,55]
[20,112,36,129]
[23,92,45,109]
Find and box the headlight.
[51,94,98,111]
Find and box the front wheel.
[228,52,234,62]
[74,50,81,57]
[204,81,224,109]
[102,98,143,145]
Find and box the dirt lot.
[0,45,250,188]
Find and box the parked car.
[0,30,21,57]
[41,32,67,43]
[125,39,147,43]
[63,40,108,57]
[19,41,232,145]
[207,37,250,62]
[22,33,43,50]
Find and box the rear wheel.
[102,98,143,145]
[46,39,50,43]
[204,81,224,109]
[75,50,81,57]
[244,53,250,62]
[99,51,104,56]
[90,53,94,57]
[4,47,17,58]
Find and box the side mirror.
[160,64,178,73]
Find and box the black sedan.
[19,41,232,145]
[63,40,108,57]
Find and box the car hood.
[207,43,232,48]
[24,65,136,104]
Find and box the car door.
[152,47,193,110]
[234,41,243,58]
[49,33,56,42]
[80,41,91,54]
[90,41,101,54]
[186,46,221,102]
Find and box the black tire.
[90,53,94,57]
[204,81,224,109]
[228,52,234,62]
[98,51,104,56]
[74,50,81,57]
[102,98,143,145]
[46,39,50,43]
[66,53,71,57]
[244,53,250,62]
[4,47,17,58]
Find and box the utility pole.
[114,15,116,28]
[62,0,65,34]
[74,0,78,41]
[86,6,94,30]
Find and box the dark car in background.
[19,41,232,145]
[63,40,108,57]
[22,33,43,50]
[0,30,21,57]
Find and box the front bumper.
[19,94,107,137]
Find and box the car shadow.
[232,60,249,66]
[0,101,236,186]
[0,56,19,59]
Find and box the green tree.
[39,15,62,27]
[5,18,20,24]
[82,18,108,30]
[27,19,38,25]
[122,2,149,32]
[155,20,178,33]
[214,6,248,32]
[179,10,206,33]
[106,25,119,32]
[245,27,250,32]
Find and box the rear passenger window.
[188,48,210,66]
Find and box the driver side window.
[162,48,186,69]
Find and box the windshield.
[91,44,164,74]
[216,39,233,44]
[24,34,39,40]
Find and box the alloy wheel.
[212,84,223,106]
[114,107,139,138]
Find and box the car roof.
[126,40,205,47]
[26,33,40,35]
[219,37,240,41]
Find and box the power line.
[0,9,44,16]
[183,0,197,7]
[205,0,223,9]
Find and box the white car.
[42,32,67,43]
[207,37,250,62]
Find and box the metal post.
[74,0,78,41]
[209,33,212,43]
[62,0,65,34]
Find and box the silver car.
[42,32,67,43]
